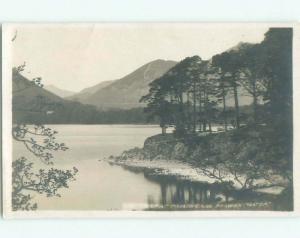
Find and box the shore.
[104,147,286,195]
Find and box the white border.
[2,22,300,219]
[2,24,13,218]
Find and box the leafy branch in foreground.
[12,157,78,211]
[12,63,44,94]
[12,61,78,211]
[12,124,68,165]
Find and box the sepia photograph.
[1,23,298,218]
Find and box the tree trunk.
[252,78,258,124]
[233,83,240,129]
[161,126,166,135]
[206,93,211,133]
[208,120,212,133]
[253,96,258,124]
[193,81,197,133]
[203,121,207,132]
[177,92,185,134]
[160,183,167,206]
[203,90,207,132]
[222,85,228,131]
[187,92,191,132]
[198,90,202,132]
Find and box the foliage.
[141,56,221,135]
[12,124,68,165]
[12,157,78,211]
[259,28,293,131]
[12,63,79,211]
[189,126,290,189]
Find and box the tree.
[258,28,293,182]
[182,56,203,133]
[142,56,223,135]
[229,43,266,125]
[12,124,68,164]
[141,57,198,135]
[259,28,293,131]
[214,69,231,131]
[140,75,173,134]
[12,157,77,211]
[12,65,78,211]
[212,50,245,128]
[199,62,220,133]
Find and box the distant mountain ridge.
[13,72,100,124]
[66,56,252,109]
[67,80,115,102]
[12,49,253,124]
[44,85,76,98]
[69,59,177,110]
[12,71,157,124]
[67,45,255,110]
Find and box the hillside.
[66,55,252,110]
[12,71,99,124]
[71,59,177,110]
[12,71,158,124]
[67,80,114,102]
[44,85,76,98]
[13,72,63,108]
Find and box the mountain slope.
[12,71,157,124]
[44,85,76,98]
[67,80,114,102]
[75,59,177,110]
[12,72,100,124]
[13,73,63,107]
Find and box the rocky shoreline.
[104,131,289,195]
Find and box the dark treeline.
[141,28,293,138]
[13,105,158,124]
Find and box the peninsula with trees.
[108,28,293,210]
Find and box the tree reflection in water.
[118,164,277,210]
[147,174,232,208]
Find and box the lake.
[13,125,277,211]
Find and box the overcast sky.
[12,24,268,92]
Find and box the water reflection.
[119,165,277,210]
[146,174,232,209]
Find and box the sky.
[11,24,268,92]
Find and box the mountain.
[70,59,177,110]
[13,73,63,107]
[12,71,100,124]
[67,80,114,102]
[12,71,157,124]
[44,85,76,98]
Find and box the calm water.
[13,125,277,211]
